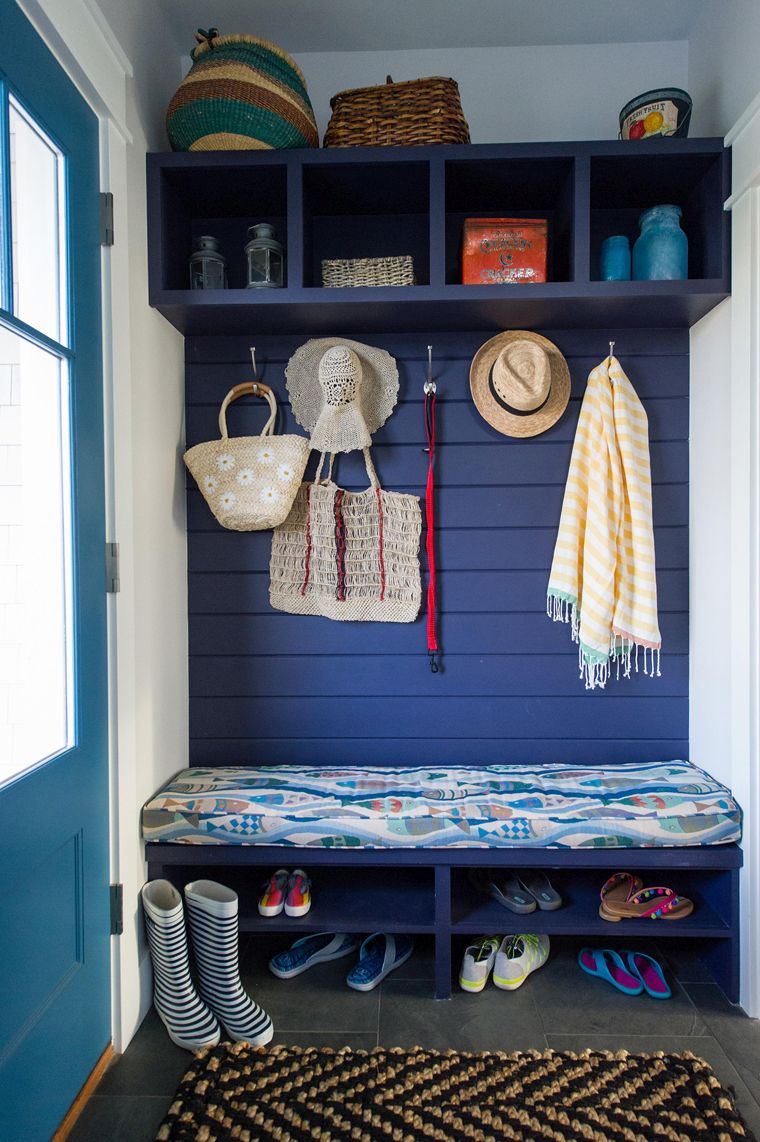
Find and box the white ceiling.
[157,0,705,55]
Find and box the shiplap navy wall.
[186,328,688,767]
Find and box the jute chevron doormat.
[155,1043,754,1142]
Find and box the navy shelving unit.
[147,138,730,335]
[146,137,740,1003]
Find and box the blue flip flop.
[346,934,414,992]
[622,950,672,999]
[269,932,360,979]
[577,947,643,995]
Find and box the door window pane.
[8,97,66,344]
[0,326,73,785]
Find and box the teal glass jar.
[632,204,688,280]
[600,234,631,280]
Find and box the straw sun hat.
[469,331,571,438]
[286,337,399,454]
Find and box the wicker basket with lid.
[324,75,470,148]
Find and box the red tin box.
[462,217,548,284]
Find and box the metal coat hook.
[608,341,617,384]
[249,346,262,393]
[423,345,436,454]
[423,344,436,394]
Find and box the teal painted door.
[0,3,109,1139]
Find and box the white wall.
[690,300,732,788]
[18,0,189,1049]
[95,0,188,1049]
[689,91,760,1015]
[688,0,760,136]
[291,41,688,143]
[688,1,760,1016]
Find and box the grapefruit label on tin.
[623,100,679,139]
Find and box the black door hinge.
[100,192,114,246]
[106,542,120,593]
[110,883,123,935]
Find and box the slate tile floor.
[70,936,760,1141]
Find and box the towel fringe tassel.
[548,593,661,689]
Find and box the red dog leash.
[424,347,439,673]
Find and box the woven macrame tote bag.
[184,383,310,531]
[270,449,422,622]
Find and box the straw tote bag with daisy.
[184,382,310,531]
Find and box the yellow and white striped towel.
[547,355,661,689]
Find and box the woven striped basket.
[166,29,319,151]
[321,256,416,287]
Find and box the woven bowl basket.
[321,256,416,287]
[166,30,319,151]
[324,75,470,148]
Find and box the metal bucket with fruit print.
[619,88,692,139]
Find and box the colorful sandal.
[599,871,644,915]
[622,950,672,999]
[577,947,643,995]
[600,879,694,922]
[346,934,414,992]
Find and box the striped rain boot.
[141,880,221,1051]
[185,879,274,1046]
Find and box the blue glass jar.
[600,235,631,281]
[632,204,688,280]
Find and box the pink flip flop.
[577,947,643,995]
[623,950,671,999]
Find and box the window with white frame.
[0,93,73,786]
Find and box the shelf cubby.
[590,147,729,282]
[302,159,430,287]
[444,155,575,285]
[154,156,288,290]
[159,863,436,936]
[450,868,733,940]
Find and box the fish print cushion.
[142,760,741,849]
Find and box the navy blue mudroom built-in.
[185,327,688,767]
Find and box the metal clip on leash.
[423,345,440,673]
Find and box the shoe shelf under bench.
[145,842,742,1002]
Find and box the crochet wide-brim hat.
[470,330,571,438]
[286,337,399,454]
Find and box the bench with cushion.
[143,759,742,999]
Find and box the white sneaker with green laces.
[458,935,500,992]
[493,933,550,990]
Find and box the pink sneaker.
[258,868,289,917]
[285,869,312,917]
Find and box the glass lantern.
[245,223,285,289]
[189,235,227,289]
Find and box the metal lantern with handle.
[190,234,227,289]
[245,222,285,288]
